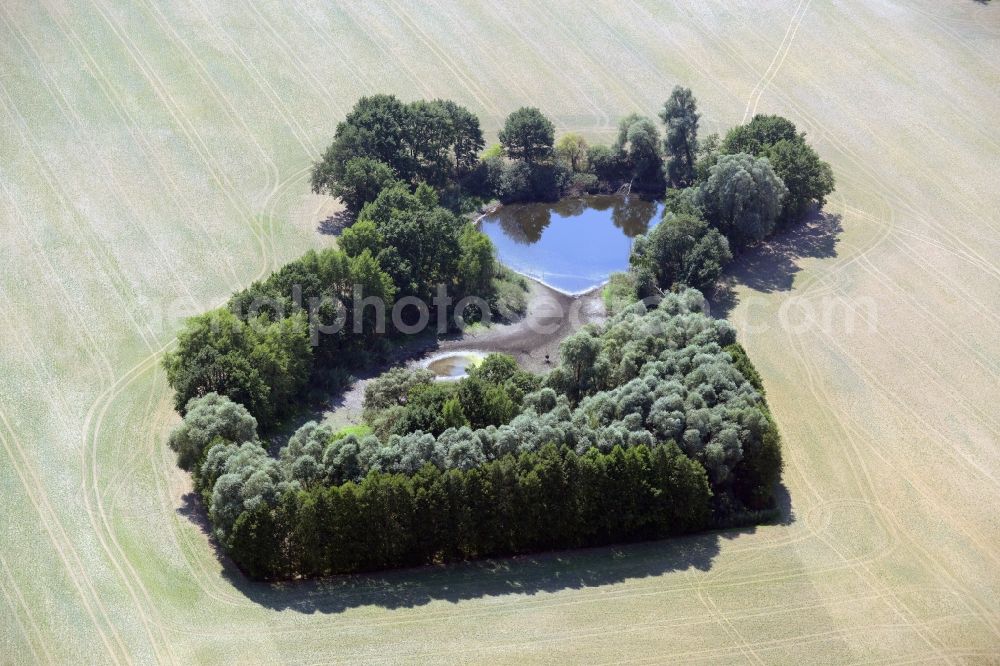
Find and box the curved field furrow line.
[889,227,1000,306]
[400,607,932,664]
[0,555,55,664]
[779,235,1000,431]
[335,2,436,102]
[779,326,957,662]
[420,0,536,109]
[799,267,1000,624]
[856,125,1000,239]
[612,0,745,110]
[287,0,369,93]
[723,141,996,648]
[81,0,301,198]
[41,7,289,635]
[850,253,1000,433]
[512,0,646,122]
[835,413,1000,639]
[908,2,1000,31]
[0,576,45,664]
[742,189,1000,623]
[159,528,914,643]
[756,52,1000,260]
[496,3,628,126]
[914,116,1000,180]
[782,196,1000,503]
[804,319,1000,637]
[80,350,178,663]
[28,1,281,657]
[908,5,1000,78]
[261,165,315,275]
[674,1,1000,276]
[383,1,501,119]
[0,183,116,383]
[840,203,1000,323]
[851,255,1000,410]
[100,352,162,513]
[390,1,501,116]
[743,0,812,122]
[695,577,764,665]
[175,0,320,160]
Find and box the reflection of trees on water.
[493,204,552,245]
[489,195,660,245]
[612,195,658,237]
[549,197,588,218]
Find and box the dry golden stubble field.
[0,0,998,662]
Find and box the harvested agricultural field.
[1,0,998,662]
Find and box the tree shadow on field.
[178,464,795,613]
[709,211,842,319]
[317,209,354,236]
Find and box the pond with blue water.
[479,195,664,294]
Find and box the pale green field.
[2,1,999,663]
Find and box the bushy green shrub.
[603,271,638,315]
[168,392,258,471]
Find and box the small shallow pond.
[423,351,485,380]
[479,195,664,294]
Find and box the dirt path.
[438,280,606,371]
[320,279,606,429]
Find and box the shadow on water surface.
[177,482,794,614]
[710,211,842,318]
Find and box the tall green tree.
[167,392,258,471]
[437,99,485,179]
[555,132,588,171]
[660,86,700,186]
[720,114,798,155]
[614,114,664,190]
[631,213,732,294]
[721,115,834,225]
[311,94,412,191]
[331,157,400,214]
[498,107,555,163]
[163,309,312,428]
[696,153,788,250]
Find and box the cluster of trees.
[163,92,798,580]
[629,92,835,296]
[485,105,672,202]
[308,93,701,212]
[310,93,833,260]
[224,442,711,580]
[167,290,782,578]
[311,95,485,212]
[165,173,525,430]
[362,353,539,439]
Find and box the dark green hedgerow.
[228,442,711,580]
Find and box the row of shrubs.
[227,442,711,580]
